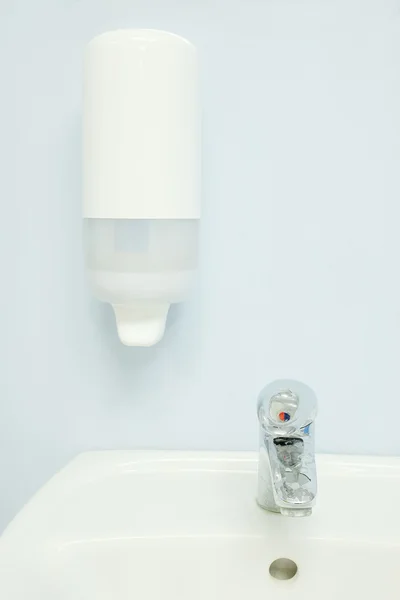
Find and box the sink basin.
[1,451,399,599]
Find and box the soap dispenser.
[83,29,200,346]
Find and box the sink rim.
[1,451,400,550]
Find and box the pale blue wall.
[2,0,400,531]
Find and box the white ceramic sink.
[1,451,400,599]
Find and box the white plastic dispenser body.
[83,30,200,346]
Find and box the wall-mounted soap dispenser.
[83,29,200,347]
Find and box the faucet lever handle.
[258,379,318,432]
[269,389,299,426]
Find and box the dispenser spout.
[112,302,170,347]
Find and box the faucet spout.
[257,380,318,517]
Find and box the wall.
[2,0,400,532]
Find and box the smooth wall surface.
[2,0,400,532]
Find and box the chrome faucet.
[257,379,318,517]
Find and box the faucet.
[257,379,318,517]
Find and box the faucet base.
[257,500,313,518]
[280,507,312,517]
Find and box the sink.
[1,451,399,599]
